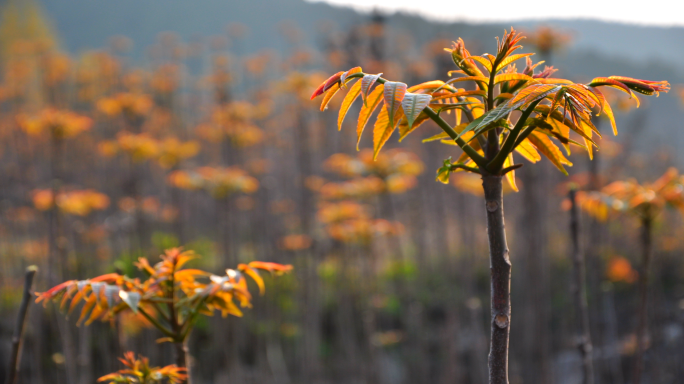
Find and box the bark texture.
[6,266,37,384]
[174,341,192,384]
[482,175,511,384]
[633,216,653,384]
[568,189,594,384]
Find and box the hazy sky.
[309,0,684,27]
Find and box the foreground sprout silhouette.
[36,248,292,384]
[98,352,187,384]
[310,28,669,384]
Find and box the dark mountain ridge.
[36,0,684,159]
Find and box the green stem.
[451,163,481,174]
[486,70,496,112]
[501,164,523,175]
[138,307,176,339]
[487,99,543,173]
[370,75,487,167]
[179,297,208,342]
[513,126,536,149]
[485,64,500,161]
[152,301,172,323]
[423,108,488,168]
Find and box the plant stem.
[373,76,487,167]
[487,99,543,173]
[174,340,192,383]
[137,308,176,339]
[481,174,511,384]
[5,266,37,384]
[422,107,487,167]
[633,215,652,384]
[568,189,594,384]
[167,259,192,384]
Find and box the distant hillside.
[37,0,684,66]
[36,0,684,157]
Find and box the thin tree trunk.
[481,175,511,384]
[601,284,624,384]
[6,266,37,384]
[467,297,489,384]
[174,341,192,384]
[568,189,594,384]
[518,163,552,384]
[633,216,652,384]
[440,305,460,384]
[301,253,323,384]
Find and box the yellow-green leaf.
[422,131,451,143]
[514,138,541,163]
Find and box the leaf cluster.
[575,167,684,221]
[311,29,669,191]
[36,248,292,343]
[97,352,187,384]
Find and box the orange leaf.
[504,153,518,192]
[588,86,617,135]
[493,73,536,84]
[311,71,343,100]
[357,84,385,149]
[320,83,341,111]
[495,53,534,72]
[77,295,98,325]
[373,106,404,159]
[338,80,363,130]
[340,67,362,88]
[240,266,265,295]
[527,131,572,175]
[361,73,383,106]
[383,81,407,129]
[245,261,294,274]
[407,80,446,92]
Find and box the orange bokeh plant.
[36,247,292,383]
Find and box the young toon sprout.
[98,352,187,384]
[310,29,669,384]
[36,248,292,384]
